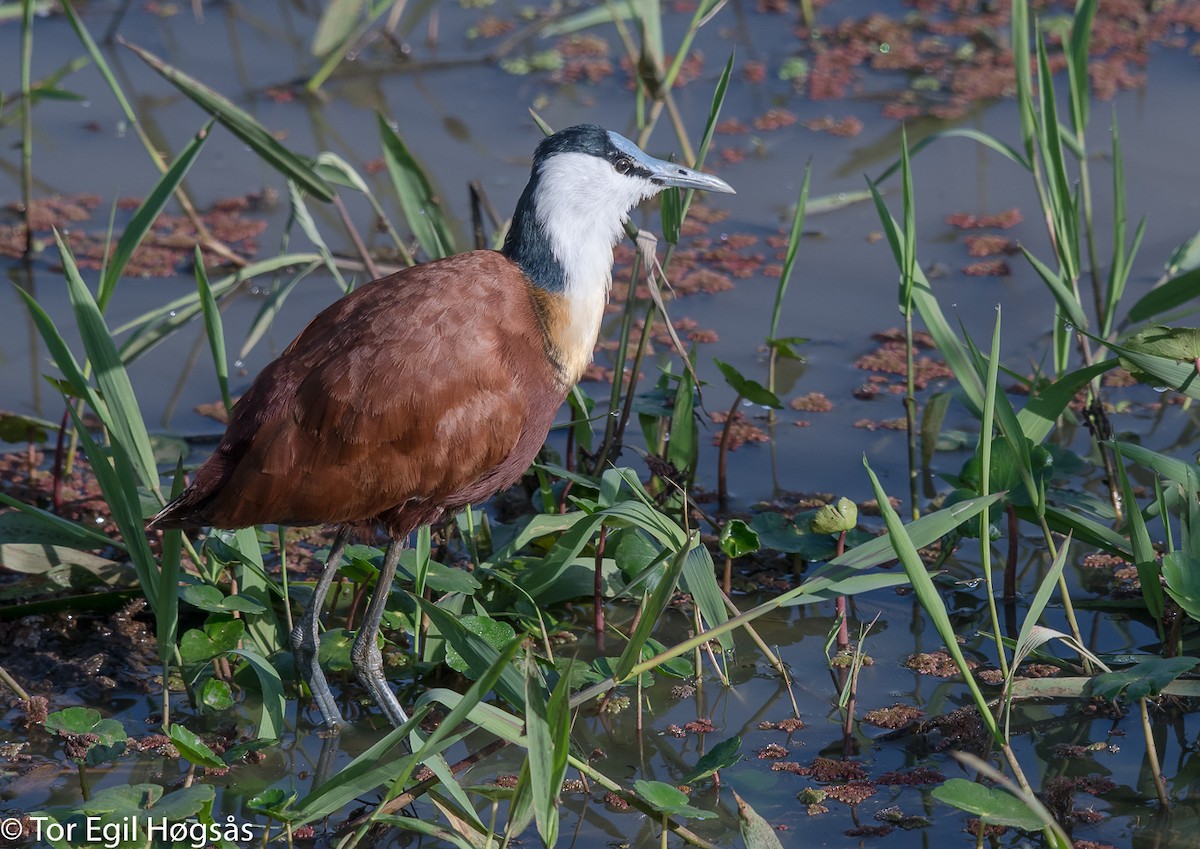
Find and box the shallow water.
[3,1,1200,847]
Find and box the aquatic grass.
[61,1,246,266]
[378,115,458,260]
[97,121,212,311]
[765,162,811,406]
[193,248,233,415]
[19,0,34,257]
[121,38,335,202]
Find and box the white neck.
[532,152,659,383]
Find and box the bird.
[148,124,735,731]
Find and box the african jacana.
[149,124,735,730]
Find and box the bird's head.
[531,124,734,208]
[504,124,734,294]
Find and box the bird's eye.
[614,157,632,174]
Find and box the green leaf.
[179,619,245,663]
[719,519,759,558]
[311,0,366,55]
[633,780,717,820]
[421,602,526,711]
[931,778,1045,831]
[199,678,235,712]
[682,735,742,784]
[811,497,857,535]
[713,359,783,408]
[180,583,268,614]
[121,39,334,201]
[0,411,55,442]
[444,614,517,674]
[1089,657,1199,702]
[247,788,297,819]
[228,648,285,740]
[168,724,225,768]
[748,512,807,554]
[734,789,786,849]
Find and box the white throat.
[533,152,659,382]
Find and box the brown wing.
[152,251,562,535]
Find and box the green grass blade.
[64,403,160,603]
[1025,504,1131,558]
[1020,246,1088,330]
[681,542,732,651]
[612,537,694,682]
[1035,32,1079,281]
[284,178,348,290]
[420,601,527,710]
[98,121,211,310]
[1014,535,1071,655]
[524,651,563,847]
[13,285,103,413]
[194,247,232,414]
[1113,444,1165,626]
[157,459,185,693]
[121,39,334,201]
[872,128,1031,184]
[0,492,127,551]
[769,161,811,341]
[377,114,456,259]
[1115,441,1200,490]
[900,126,916,307]
[292,708,431,822]
[61,0,138,124]
[1014,0,1036,152]
[1066,0,1096,136]
[226,648,285,740]
[57,231,160,496]
[1125,266,1200,325]
[1014,359,1113,444]
[867,176,984,412]
[863,457,1000,743]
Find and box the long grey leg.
[290,526,350,731]
[349,538,410,727]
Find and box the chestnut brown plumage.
[149,124,734,730]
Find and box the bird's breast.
[528,278,608,387]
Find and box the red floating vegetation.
[752,109,799,131]
[715,118,751,135]
[845,824,892,837]
[804,115,864,137]
[877,766,945,786]
[675,267,735,295]
[964,234,1019,256]
[809,756,867,783]
[882,102,922,121]
[472,15,514,38]
[904,650,978,677]
[759,717,806,732]
[552,35,614,84]
[684,717,717,734]
[710,410,769,450]
[962,259,1011,277]
[824,782,878,805]
[946,208,1024,230]
[790,392,833,413]
[862,703,923,729]
[757,743,790,759]
[742,60,767,83]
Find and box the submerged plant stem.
[1139,697,1170,807]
